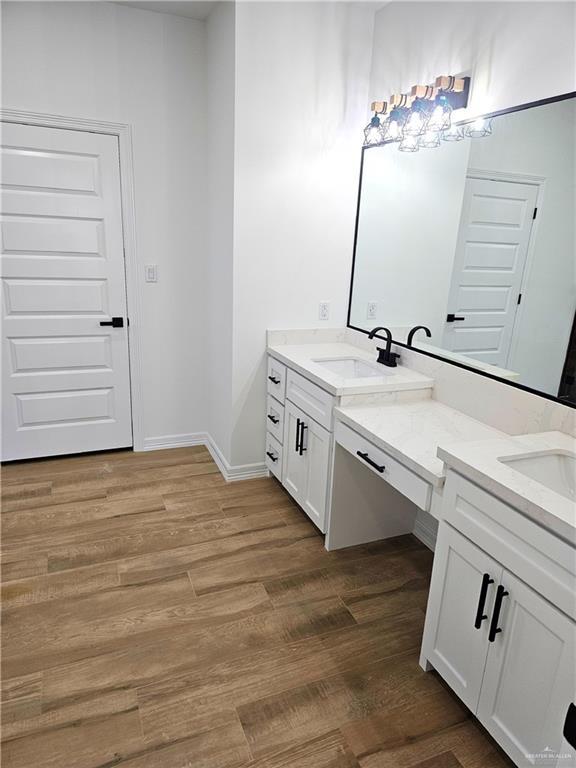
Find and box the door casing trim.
[1,108,145,450]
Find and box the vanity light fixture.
[363,75,471,149]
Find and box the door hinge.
[517,293,522,305]
[532,207,538,220]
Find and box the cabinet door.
[300,416,331,533]
[477,571,576,767]
[282,401,308,506]
[421,523,502,713]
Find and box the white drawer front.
[265,432,283,480]
[267,357,286,403]
[286,369,334,431]
[443,470,576,620]
[266,395,284,443]
[335,421,431,511]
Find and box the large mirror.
[348,94,576,405]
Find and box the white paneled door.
[1,122,132,460]
[443,176,538,368]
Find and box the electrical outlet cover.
[319,302,330,321]
[367,302,377,320]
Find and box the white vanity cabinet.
[283,400,331,531]
[421,471,576,768]
[265,355,334,532]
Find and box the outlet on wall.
[145,264,158,283]
[318,302,330,321]
[367,301,377,320]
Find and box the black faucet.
[407,325,432,347]
[368,326,400,368]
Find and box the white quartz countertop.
[438,431,576,544]
[267,342,433,396]
[335,399,506,487]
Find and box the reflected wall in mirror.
[348,94,576,405]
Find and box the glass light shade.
[427,102,451,131]
[419,130,441,149]
[403,100,428,137]
[383,107,407,142]
[442,124,465,142]
[363,114,383,146]
[398,134,419,152]
[466,117,493,138]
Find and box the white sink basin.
[312,357,387,379]
[499,450,576,501]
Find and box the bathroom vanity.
[264,329,576,767]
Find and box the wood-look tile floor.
[1,446,514,768]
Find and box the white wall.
[230,1,375,465]
[206,1,235,460]
[369,2,576,121]
[1,1,208,446]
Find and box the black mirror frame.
[346,90,576,410]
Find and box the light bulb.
[387,120,401,140]
[404,110,424,136]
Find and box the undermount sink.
[498,450,576,501]
[312,356,387,379]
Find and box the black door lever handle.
[100,317,124,328]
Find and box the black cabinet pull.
[474,573,494,629]
[446,314,465,323]
[266,451,278,463]
[299,423,308,455]
[295,418,302,452]
[99,317,124,328]
[356,451,385,473]
[268,375,280,384]
[267,414,279,424]
[488,584,509,642]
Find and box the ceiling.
[115,1,217,20]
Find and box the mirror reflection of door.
[442,175,539,369]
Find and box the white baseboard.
[141,432,207,451]
[204,436,269,482]
[413,510,438,551]
[140,432,268,483]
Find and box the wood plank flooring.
[1,446,514,768]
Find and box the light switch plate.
[145,265,158,282]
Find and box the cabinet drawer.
[265,432,283,480]
[286,369,334,431]
[265,395,284,443]
[267,357,286,403]
[443,470,576,620]
[335,421,431,511]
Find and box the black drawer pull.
[266,451,278,463]
[474,573,494,629]
[446,314,465,323]
[268,375,281,384]
[356,451,385,473]
[488,584,509,642]
[267,414,279,424]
